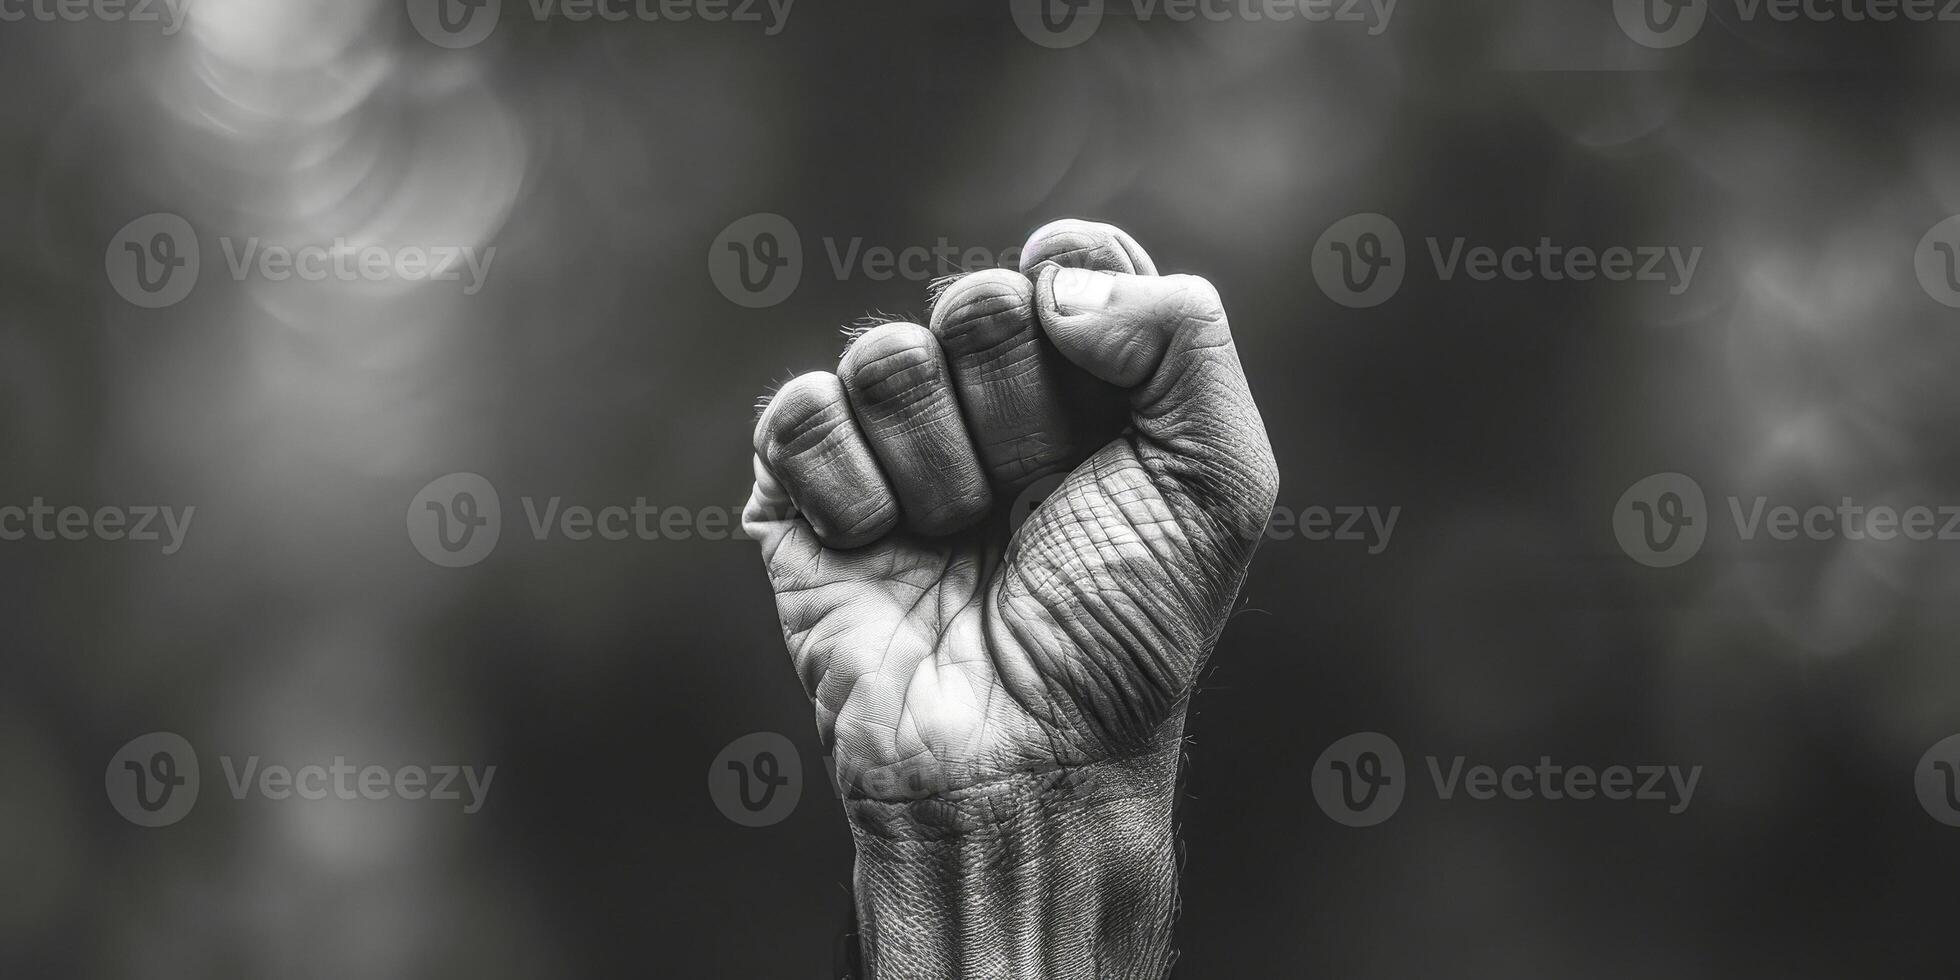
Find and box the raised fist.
[745,220,1277,978]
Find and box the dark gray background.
[5,0,1960,976]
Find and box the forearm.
[843,747,1184,980]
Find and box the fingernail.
[1051,267,1114,315]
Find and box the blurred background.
[5,0,1960,976]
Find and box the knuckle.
[771,371,842,414]
[1023,219,1144,273]
[1022,219,1101,259]
[928,270,1033,355]
[841,323,943,409]
[757,372,847,463]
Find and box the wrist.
[843,744,1184,980]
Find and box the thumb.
[1032,265,1280,544]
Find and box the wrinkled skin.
[745,220,1278,805]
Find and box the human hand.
[745,219,1278,978]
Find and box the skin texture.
[744,220,1278,978]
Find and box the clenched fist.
[745,220,1278,979]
